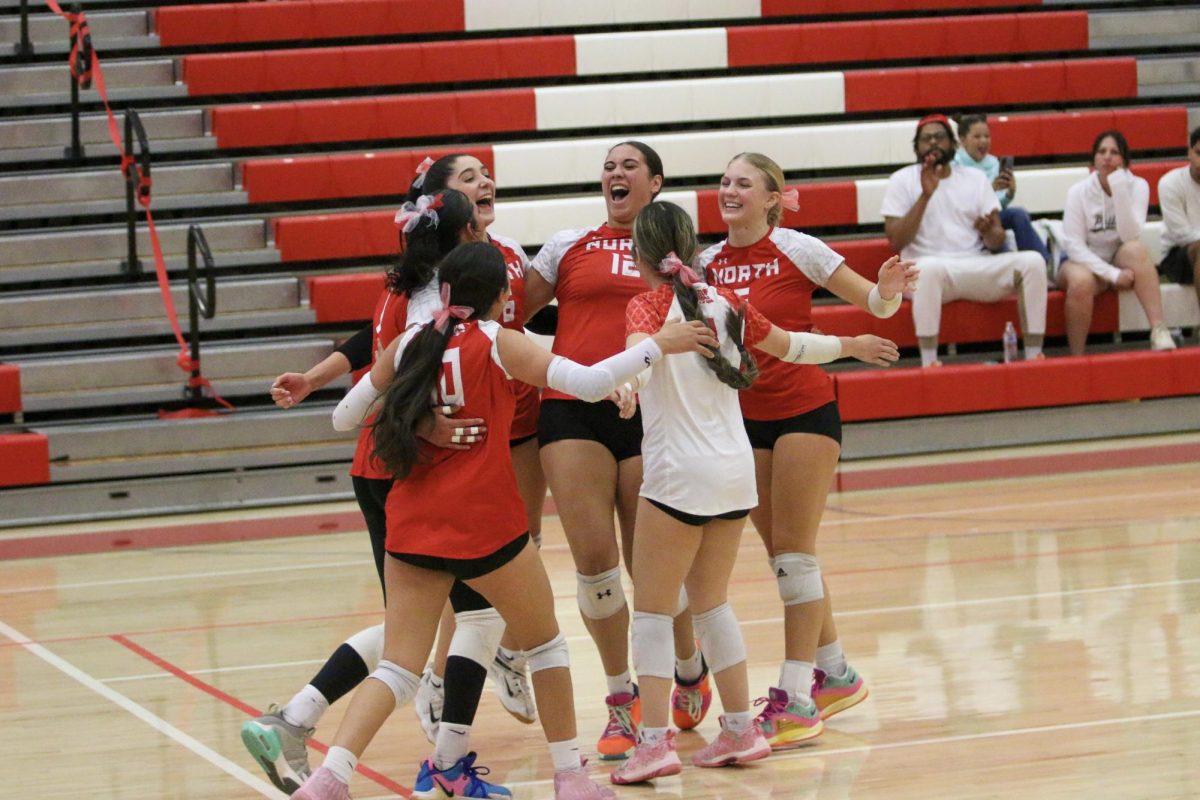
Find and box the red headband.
[916,114,954,137]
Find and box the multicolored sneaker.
[291,766,350,800]
[489,648,538,724]
[240,704,314,794]
[555,766,617,800]
[671,658,712,731]
[596,688,641,761]
[754,687,823,750]
[812,666,868,720]
[610,731,682,784]
[414,669,444,745]
[411,752,511,799]
[693,715,772,767]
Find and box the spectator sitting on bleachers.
[1059,130,1176,355]
[882,114,1047,367]
[954,114,1051,268]
[1156,125,1200,318]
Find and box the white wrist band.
[868,284,903,318]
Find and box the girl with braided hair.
[611,201,898,785]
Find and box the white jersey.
[880,163,1000,260]
[626,283,771,516]
[1158,165,1200,249]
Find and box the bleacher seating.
[1,0,1198,517]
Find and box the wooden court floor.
[2,449,1199,799]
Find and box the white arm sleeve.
[1110,171,1148,243]
[782,331,843,364]
[332,374,383,431]
[867,284,903,318]
[546,338,664,402]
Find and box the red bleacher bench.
[0,364,20,414]
[0,433,50,488]
[307,273,388,324]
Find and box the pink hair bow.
[394,193,444,234]
[659,251,701,287]
[412,156,435,188]
[433,281,473,333]
[780,187,800,213]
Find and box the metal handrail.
[123,107,151,277]
[16,0,34,58]
[186,224,217,403]
[65,3,91,160]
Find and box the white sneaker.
[414,669,444,744]
[489,648,538,724]
[1150,323,1177,351]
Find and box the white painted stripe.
[103,658,327,684]
[574,28,728,76]
[534,72,844,130]
[493,119,915,189]
[0,617,286,799]
[464,0,761,31]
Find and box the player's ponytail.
[372,242,509,477]
[632,202,758,390]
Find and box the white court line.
[103,657,327,684]
[503,708,1200,789]
[0,617,286,799]
[823,486,1197,527]
[4,486,1194,597]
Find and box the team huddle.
[243,140,918,800]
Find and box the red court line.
[110,633,412,797]
[0,510,367,561]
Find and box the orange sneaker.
[597,688,641,761]
[671,660,712,731]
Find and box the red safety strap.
[44,0,233,412]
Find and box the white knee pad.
[674,585,689,617]
[525,633,570,673]
[344,623,384,671]
[577,568,626,620]
[692,603,746,674]
[369,659,420,709]
[631,611,674,680]
[449,608,506,667]
[773,553,824,606]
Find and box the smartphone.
[999,155,1014,173]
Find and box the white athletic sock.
[639,726,669,744]
[816,640,848,679]
[322,746,357,784]
[1024,344,1043,360]
[549,739,583,773]
[778,660,814,700]
[674,647,704,684]
[282,684,329,729]
[606,671,635,697]
[433,722,471,769]
[920,345,939,367]
[724,710,755,732]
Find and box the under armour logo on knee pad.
[596,589,612,599]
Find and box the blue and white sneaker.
[411,752,512,799]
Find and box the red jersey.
[698,227,844,420]
[350,287,410,480]
[529,223,644,401]
[384,320,527,558]
[490,232,539,440]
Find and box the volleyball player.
[612,201,898,784]
[242,188,489,795]
[698,153,917,749]
[290,241,717,800]
[521,141,712,760]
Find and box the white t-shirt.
[1061,170,1149,283]
[1158,165,1200,250]
[880,163,1000,260]
[626,283,761,517]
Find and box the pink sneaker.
[292,767,351,800]
[554,767,616,800]
[610,731,683,784]
[693,715,772,768]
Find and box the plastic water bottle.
[1002,321,1019,364]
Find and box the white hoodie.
[1061,169,1149,283]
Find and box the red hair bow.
[780,188,800,213]
[659,251,701,286]
[394,193,445,234]
[412,156,435,189]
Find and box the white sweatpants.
[910,251,1048,339]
